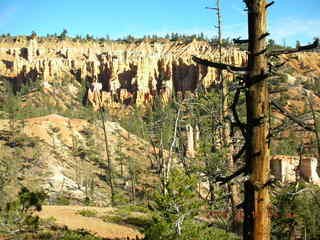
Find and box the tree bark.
[244,1,271,240]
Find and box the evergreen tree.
[59,29,68,40]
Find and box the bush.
[38,231,54,239]
[102,215,122,224]
[144,219,238,240]
[76,209,97,218]
[114,204,150,217]
[121,204,150,214]
[6,133,38,148]
[53,195,70,206]
[0,187,47,234]
[144,169,238,240]
[125,216,152,228]
[272,183,320,240]
[144,169,200,238]
[59,230,101,240]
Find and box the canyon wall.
[0,39,247,106]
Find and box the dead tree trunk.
[163,107,181,195]
[193,2,318,240]
[97,92,115,206]
[244,1,270,239]
[210,0,242,232]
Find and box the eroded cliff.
[0,38,247,107]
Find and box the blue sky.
[0,0,319,46]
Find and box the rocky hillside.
[0,113,159,206]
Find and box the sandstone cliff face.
[0,39,247,106]
[2,38,319,109]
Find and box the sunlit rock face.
[271,155,320,185]
[0,39,247,107]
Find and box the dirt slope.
[37,205,143,239]
[0,114,158,205]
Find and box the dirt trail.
[37,205,143,239]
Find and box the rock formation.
[1,38,319,110]
[271,155,320,185]
[0,39,247,107]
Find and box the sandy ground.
[37,205,143,239]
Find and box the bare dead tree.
[193,1,319,238]
[163,107,181,194]
[242,1,270,239]
[97,92,115,206]
[127,156,137,204]
[207,0,242,233]
[268,39,319,57]
[271,100,315,132]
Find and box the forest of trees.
[0,28,307,51]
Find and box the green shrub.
[6,133,38,148]
[102,215,123,224]
[125,216,152,228]
[59,230,101,240]
[143,169,240,240]
[270,131,299,155]
[76,209,97,218]
[121,204,150,214]
[101,204,152,230]
[38,231,54,239]
[54,195,70,206]
[144,219,239,240]
[113,191,129,206]
[39,216,57,228]
[272,183,320,240]
[0,187,47,234]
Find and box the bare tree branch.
[231,87,247,138]
[268,61,287,72]
[268,39,319,57]
[304,89,320,159]
[271,100,315,132]
[233,143,246,161]
[215,166,246,184]
[233,37,249,44]
[266,1,275,9]
[192,55,248,72]
[259,32,270,40]
[269,87,289,94]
